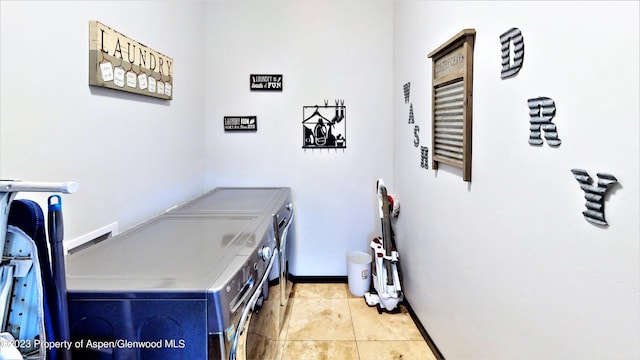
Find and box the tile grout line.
[344,285,361,360]
[285,283,439,359]
[280,295,293,360]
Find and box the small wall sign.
[250,74,283,91]
[224,116,257,131]
[89,21,173,100]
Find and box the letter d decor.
[89,21,173,100]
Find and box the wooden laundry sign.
[88,21,173,100]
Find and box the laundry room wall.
[0,1,207,241]
[203,0,394,276]
[392,1,639,359]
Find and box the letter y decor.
[89,21,173,100]
[571,169,619,226]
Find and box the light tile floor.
[276,283,437,360]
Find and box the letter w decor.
[89,21,173,100]
[428,29,475,182]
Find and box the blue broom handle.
[48,195,72,360]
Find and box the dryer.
[168,187,295,334]
[66,213,276,360]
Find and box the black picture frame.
[224,116,257,131]
[250,74,283,91]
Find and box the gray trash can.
[346,251,372,296]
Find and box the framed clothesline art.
[302,100,347,149]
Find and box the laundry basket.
[346,251,372,297]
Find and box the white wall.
[203,0,394,275]
[3,1,638,358]
[0,1,207,239]
[393,1,639,359]
[0,0,394,274]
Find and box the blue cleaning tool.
[48,195,72,360]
